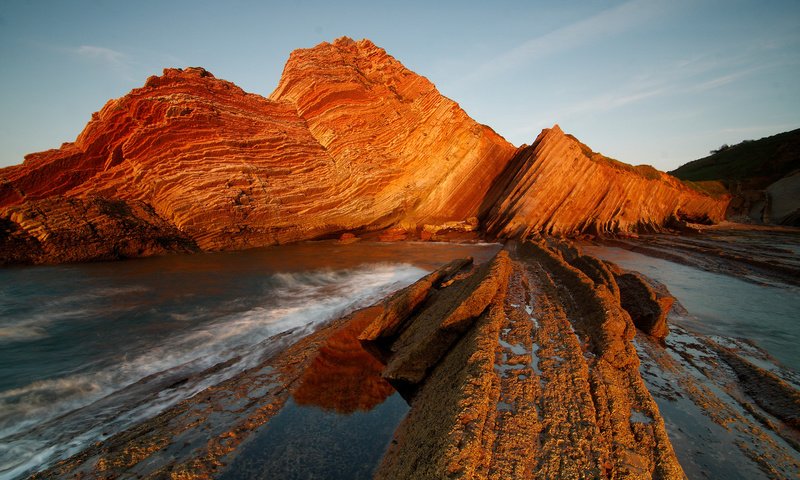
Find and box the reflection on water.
[293,307,395,413]
[583,244,800,370]
[220,307,408,479]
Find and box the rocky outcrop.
[270,38,517,227]
[1,38,729,265]
[482,126,729,237]
[1,67,353,255]
[362,246,684,479]
[0,196,197,265]
[370,252,511,386]
[359,257,473,346]
[615,273,674,342]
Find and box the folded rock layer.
[482,126,729,237]
[270,37,518,226]
[362,245,684,479]
[0,38,729,265]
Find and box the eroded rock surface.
[482,126,729,237]
[0,38,729,265]
[615,272,674,342]
[364,245,684,479]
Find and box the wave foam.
[0,263,425,479]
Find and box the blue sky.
[1,0,798,171]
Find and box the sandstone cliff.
[0,38,729,265]
[270,37,517,226]
[0,67,366,254]
[482,126,729,237]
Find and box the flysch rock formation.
[481,127,729,237]
[360,245,685,479]
[29,243,800,479]
[0,37,729,265]
[269,38,517,227]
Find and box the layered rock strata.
[362,246,684,479]
[270,38,517,226]
[0,38,730,265]
[1,66,352,256]
[482,126,729,237]
[1,196,197,264]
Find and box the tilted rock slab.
[482,126,729,237]
[363,246,684,479]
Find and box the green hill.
[670,128,800,190]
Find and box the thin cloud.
[69,45,136,81]
[508,45,787,141]
[464,0,670,84]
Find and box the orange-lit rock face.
[292,307,395,413]
[483,126,730,237]
[0,38,731,265]
[0,67,368,251]
[270,37,517,226]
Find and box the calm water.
[583,244,800,370]
[0,241,501,479]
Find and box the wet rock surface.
[615,272,673,342]
[367,244,683,479]
[23,237,800,479]
[603,225,800,287]
[635,327,800,479]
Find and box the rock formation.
[360,245,684,479]
[270,38,517,227]
[1,67,350,257]
[0,37,730,265]
[615,272,673,342]
[482,126,729,237]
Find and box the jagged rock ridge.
[0,37,729,265]
[482,127,728,237]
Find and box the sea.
[0,241,501,479]
[2,236,798,479]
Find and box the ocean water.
[584,240,800,478]
[0,241,501,479]
[583,244,800,370]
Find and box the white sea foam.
[0,286,149,343]
[0,263,426,479]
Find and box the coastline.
[23,231,800,479]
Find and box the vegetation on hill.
[670,128,800,190]
[566,134,662,181]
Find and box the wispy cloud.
[68,45,136,81]
[504,54,778,142]
[464,0,670,84]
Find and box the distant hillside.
[670,128,800,190]
[671,128,800,226]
